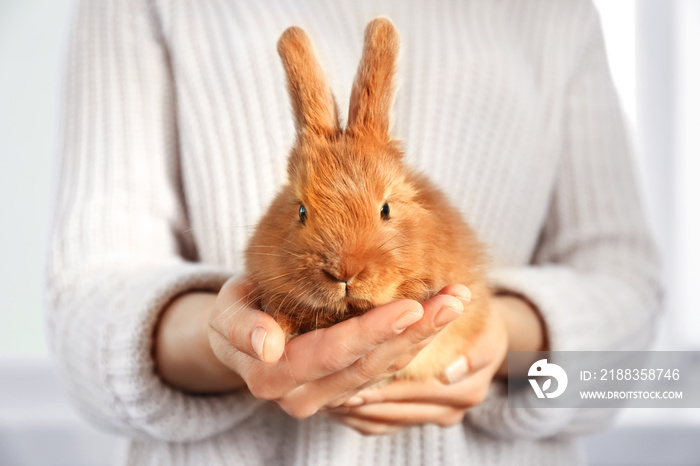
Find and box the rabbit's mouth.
[343,296,374,313]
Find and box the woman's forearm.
[493,294,548,377]
[154,292,246,393]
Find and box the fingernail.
[251,327,267,361]
[445,356,469,384]
[433,305,463,327]
[344,396,364,407]
[394,310,424,333]
[454,286,472,303]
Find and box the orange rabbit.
[245,18,490,380]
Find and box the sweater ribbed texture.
[46,0,662,464]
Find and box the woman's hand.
[327,294,547,435]
[155,277,470,419]
[327,298,508,435]
[326,377,487,435]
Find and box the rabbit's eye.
[380,202,390,220]
[299,204,307,224]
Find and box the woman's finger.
[240,298,426,408]
[294,293,464,405]
[437,284,472,305]
[280,293,463,414]
[330,414,402,436]
[330,402,466,428]
[349,372,493,408]
[209,278,286,364]
[279,298,425,384]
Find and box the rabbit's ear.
[347,18,399,139]
[278,26,340,137]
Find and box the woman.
[46,0,661,464]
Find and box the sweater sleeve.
[467,1,663,439]
[45,0,264,442]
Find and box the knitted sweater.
[46,0,662,464]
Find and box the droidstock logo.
[528,359,568,399]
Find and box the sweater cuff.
[467,383,578,440]
[465,266,582,439]
[467,265,649,439]
[55,262,265,442]
[486,265,624,351]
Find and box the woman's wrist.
[492,293,548,377]
[154,292,246,393]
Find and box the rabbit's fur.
[245,18,490,380]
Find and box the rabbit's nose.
[323,269,347,283]
[324,251,366,284]
[323,268,358,284]
[323,260,365,284]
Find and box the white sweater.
[46,0,662,464]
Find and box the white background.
[0,0,70,358]
[0,1,698,465]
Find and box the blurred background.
[0,1,698,465]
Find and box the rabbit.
[244,17,490,380]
